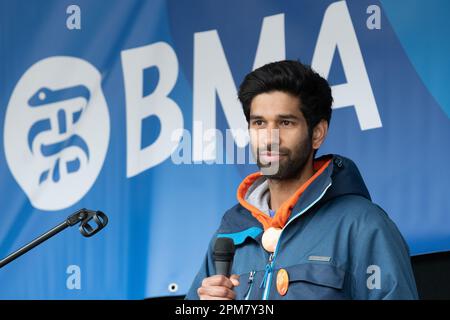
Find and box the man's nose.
[260,123,280,147]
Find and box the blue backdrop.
[0,0,449,299]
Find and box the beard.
[256,135,313,180]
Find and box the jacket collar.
[217,155,335,241]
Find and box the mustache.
[257,145,290,155]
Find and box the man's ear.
[312,119,328,149]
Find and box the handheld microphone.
[213,237,235,277]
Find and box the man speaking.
[186,60,418,300]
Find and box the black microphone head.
[213,237,235,262]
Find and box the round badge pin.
[276,268,289,296]
[261,227,282,252]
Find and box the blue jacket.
[186,155,418,300]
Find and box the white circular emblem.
[4,56,110,210]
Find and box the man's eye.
[281,120,292,126]
[253,120,264,126]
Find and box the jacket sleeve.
[185,233,217,300]
[349,205,419,299]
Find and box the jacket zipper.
[243,270,256,300]
[259,253,274,300]
[261,182,332,300]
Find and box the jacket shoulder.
[217,203,261,234]
[325,194,389,221]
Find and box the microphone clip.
[66,208,108,237]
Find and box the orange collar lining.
[237,158,332,230]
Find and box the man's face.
[249,91,313,180]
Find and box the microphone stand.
[0,208,108,269]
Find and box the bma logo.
[3,56,110,211]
